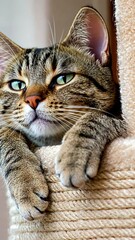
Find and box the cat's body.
[0,7,126,220]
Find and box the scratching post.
[115,0,135,133]
[8,0,135,239]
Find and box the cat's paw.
[14,174,49,221]
[55,130,100,188]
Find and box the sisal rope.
[8,161,135,240]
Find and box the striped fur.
[0,7,126,220]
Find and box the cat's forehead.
[2,43,95,88]
[17,44,76,84]
[25,45,73,71]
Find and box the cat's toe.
[85,159,99,179]
[17,179,49,221]
[55,154,88,188]
[55,146,100,188]
[19,192,48,221]
[58,168,87,188]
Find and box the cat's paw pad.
[55,138,100,188]
[16,178,49,221]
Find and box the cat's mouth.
[33,117,56,125]
[28,114,57,126]
[25,110,57,126]
[26,112,64,139]
[24,110,63,138]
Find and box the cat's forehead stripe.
[19,47,61,86]
[23,46,73,75]
[16,45,76,87]
[26,47,57,70]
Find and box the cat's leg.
[0,128,48,221]
[55,112,127,188]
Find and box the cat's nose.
[25,95,42,109]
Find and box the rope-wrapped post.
[8,139,135,240]
[8,0,135,239]
[115,0,135,133]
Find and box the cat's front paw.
[13,173,49,221]
[55,130,100,188]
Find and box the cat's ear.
[0,32,22,76]
[63,7,109,65]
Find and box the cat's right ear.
[0,32,22,77]
[62,7,109,66]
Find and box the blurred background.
[0,0,113,239]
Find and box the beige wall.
[48,0,111,44]
[0,1,112,239]
[1,0,111,48]
[0,177,8,240]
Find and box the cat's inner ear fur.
[0,32,22,77]
[62,7,109,66]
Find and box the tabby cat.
[0,7,126,221]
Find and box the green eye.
[9,80,26,91]
[56,73,75,85]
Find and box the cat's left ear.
[62,7,109,65]
[0,32,22,77]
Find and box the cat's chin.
[29,118,63,138]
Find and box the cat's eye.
[9,80,26,91]
[55,73,75,85]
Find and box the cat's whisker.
[65,114,81,121]
[52,107,88,112]
[45,114,70,133]
[54,119,70,132]
[55,112,82,121]
[59,116,76,126]
[0,120,12,125]
[54,108,89,114]
[52,17,56,46]
[0,111,25,125]
[47,19,56,46]
[59,30,65,45]
[57,115,82,122]
[0,111,21,118]
[47,111,79,130]
[0,113,19,118]
[52,115,72,129]
[51,108,82,114]
[1,124,17,138]
[56,114,79,128]
[48,112,74,130]
[63,105,116,118]
[7,128,18,138]
[65,116,81,123]
[51,104,116,119]
[55,30,65,61]
[48,19,63,67]
[64,105,91,109]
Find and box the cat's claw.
[14,177,49,221]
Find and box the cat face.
[0,7,116,146]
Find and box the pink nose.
[25,95,42,109]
